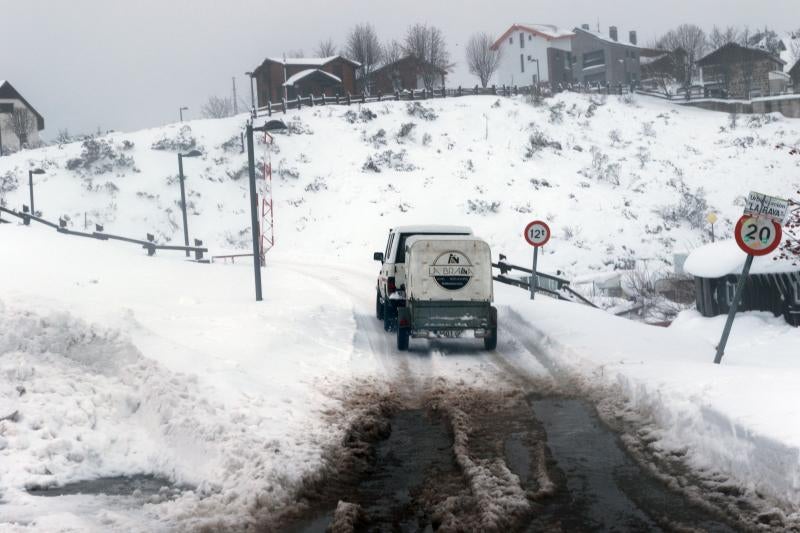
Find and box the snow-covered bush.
[396,122,416,142]
[466,199,501,214]
[362,150,415,172]
[66,138,136,175]
[286,116,313,135]
[728,113,739,130]
[641,121,656,138]
[548,101,566,124]
[524,129,561,159]
[731,136,755,150]
[747,114,779,129]
[364,129,387,148]
[219,134,242,153]
[530,178,552,189]
[277,161,300,179]
[151,125,198,152]
[422,132,432,146]
[583,147,620,185]
[406,102,437,121]
[0,171,18,197]
[343,108,377,123]
[635,146,651,168]
[608,129,623,145]
[304,176,328,192]
[654,184,708,229]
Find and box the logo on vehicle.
[429,251,473,290]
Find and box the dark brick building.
[370,56,447,94]
[252,56,360,106]
[697,43,785,98]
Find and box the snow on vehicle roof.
[404,234,489,248]
[392,225,472,234]
[684,239,799,278]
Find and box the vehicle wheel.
[484,328,497,351]
[376,292,384,320]
[397,327,410,351]
[383,300,394,331]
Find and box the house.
[571,25,642,86]
[640,48,688,88]
[490,24,574,87]
[696,43,786,98]
[685,240,800,327]
[251,56,360,106]
[791,60,800,92]
[0,80,45,153]
[371,55,447,94]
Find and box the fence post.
[410,89,414,101]
[395,91,399,101]
[347,93,351,105]
[267,100,272,116]
[336,93,340,105]
[282,97,286,113]
[309,94,314,107]
[378,91,382,102]
[297,94,302,109]
[442,86,446,98]
[458,86,462,97]
[361,92,366,104]
[320,93,325,105]
[492,85,496,95]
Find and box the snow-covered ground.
[2,93,800,530]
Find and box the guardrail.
[0,206,208,262]
[492,258,598,308]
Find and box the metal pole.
[530,247,539,300]
[177,154,190,257]
[249,75,255,110]
[714,254,754,364]
[180,108,183,122]
[28,170,34,215]
[711,223,715,243]
[246,123,263,301]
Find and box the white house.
[490,24,574,87]
[0,80,45,153]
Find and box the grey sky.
[3,0,798,137]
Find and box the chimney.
[609,26,618,41]
[629,30,637,45]
[581,23,590,30]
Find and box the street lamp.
[245,71,256,113]
[179,106,189,122]
[28,168,45,215]
[177,150,203,257]
[530,58,541,95]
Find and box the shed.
[685,240,800,326]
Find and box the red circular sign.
[524,220,551,247]
[734,215,782,256]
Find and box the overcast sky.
[3,0,798,138]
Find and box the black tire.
[397,327,410,351]
[383,299,394,331]
[484,328,497,351]
[376,292,384,320]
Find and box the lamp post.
[530,58,540,95]
[179,106,188,122]
[245,119,287,301]
[245,71,256,113]
[28,168,45,215]
[177,150,203,257]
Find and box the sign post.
[706,212,717,242]
[713,210,783,364]
[524,220,551,300]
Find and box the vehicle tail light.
[400,318,410,326]
[387,277,397,294]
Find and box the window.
[520,54,525,73]
[0,103,13,114]
[520,32,524,48]
[509,37,513,44]
[529,34,532,40]
[583,50,605,68]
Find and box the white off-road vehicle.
[396,235,497,351]
[374,225,472,331]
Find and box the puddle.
[293,409,457,532]
[28,474,183,500]
[527,398,735,532]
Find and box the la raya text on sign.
[744,191,789,223]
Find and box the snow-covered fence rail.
[493,257,598,308]
[0,206,208,261]
[255,85,527,117]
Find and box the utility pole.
[232,77,238,115]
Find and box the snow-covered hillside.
[2,93,798,275]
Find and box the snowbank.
[684,239,798,278]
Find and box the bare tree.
[286,49,305,58]
[6,108,35,147]
[656,24,706,85]
[315,38,336,57]
[465,32,501,88]
[346,23,381,93]
[403,23,451,91]
[707,25,740,50]
[200,96,233,119]
[381,39,403,66]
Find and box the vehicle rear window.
[396,232,469,263]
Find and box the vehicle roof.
[405,235,489,247]
[391,225,473,234]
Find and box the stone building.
[570,25,641,86]
[697,43,785,98]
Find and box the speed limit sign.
[524,220,551,247]
[734,215,782,256]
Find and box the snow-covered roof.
[405,234,486,246]
[265,55,360,67]
[684,240,799,278]
[491,23,574,49]
[282,68,342,86]
[574,26,640,48]
[392,225,473,234]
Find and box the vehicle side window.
[385,233,394,261]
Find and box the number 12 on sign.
[524,221,551,300]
